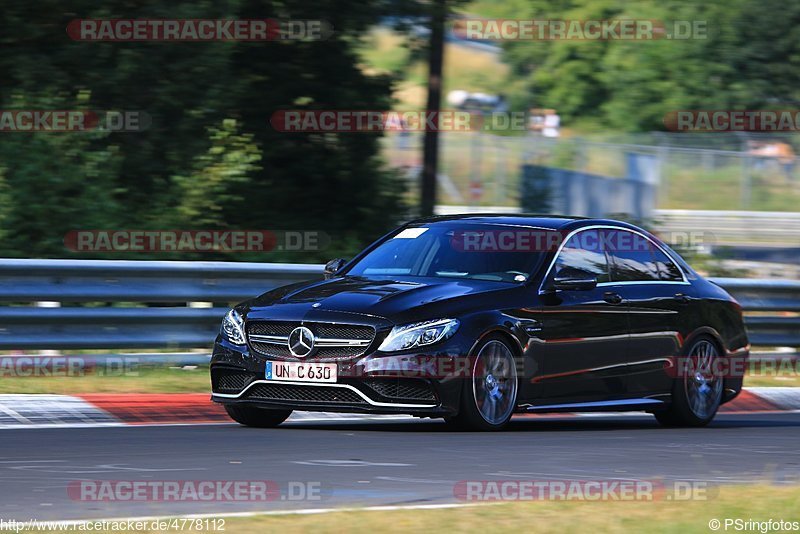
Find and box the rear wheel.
[449,336,519,431]
[655,337,723,427]
[225,404,292,428]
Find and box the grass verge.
[0,366,211,394]
[0,362,795,394]
[25,484,800,533]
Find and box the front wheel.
[449,335,519,431]
[225,404,292,428]
[655,337,723,427]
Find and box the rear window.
[551,229,610,283]
[604,229,683,282]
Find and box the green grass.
[745,374,800,387]
[0,365,211,394]
[359,28,411,75]
[0,360,794,394]
[744,359,800,387]
[36,484,799,533]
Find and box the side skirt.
[520,398,667,414]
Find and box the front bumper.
[210,337,468,417]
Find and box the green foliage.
[0,92,124,257]
[0,0,423,261]
[172,119,261,228]
[494,0,800,131]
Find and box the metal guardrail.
[0,260,797,351]
[711,278,800,348]
[0,259,322,302]
[654,209,800,247]
[0,259,323,350]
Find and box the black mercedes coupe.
[211,215,749,430]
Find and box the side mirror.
[552,267,597,291]
[324,258,348,279]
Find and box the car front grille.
[246,321,376,361]
[363,378,437,402]
[248,321,296,337]
[243,383,367,405]
[211,368,256,393]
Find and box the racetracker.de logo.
[664,110,800,132]
[67,19,333,41]
[449,229,715,253]
[64,230,328,253]
[270,110,530,133]
[0,111,149,132]
[453,480,713,501]
[67,480,325,502]
[451,19,707,40]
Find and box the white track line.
[35,502,497,526]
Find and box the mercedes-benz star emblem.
[288,326,315,357]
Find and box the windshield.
[346,223,546,283]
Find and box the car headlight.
[378,318,460,352]
[221,309,246,345]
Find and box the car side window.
[652,247,684,281]
[606,229,681,282]
[604,229,660,282]
[552,229,610,283]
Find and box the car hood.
[243,276,517,323]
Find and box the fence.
[0,259,797,352]
[520,163,657,219]
[383,131,800,215]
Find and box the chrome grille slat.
[248,334,288,345]
[246,321,376,361]
[314,338,371,347]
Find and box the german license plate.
[265,361,337,383]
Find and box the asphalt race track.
[2,413,800,521]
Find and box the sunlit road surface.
[1,412,799,521]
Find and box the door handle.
[673,293,691,304]
[603,292,623,305]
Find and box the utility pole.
[420,0,446,217]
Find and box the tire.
[449,335,519,431]
[225,404,292,428]
[654,336,724,428]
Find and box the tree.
[498,0,800,132]
[0,0,423,260]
